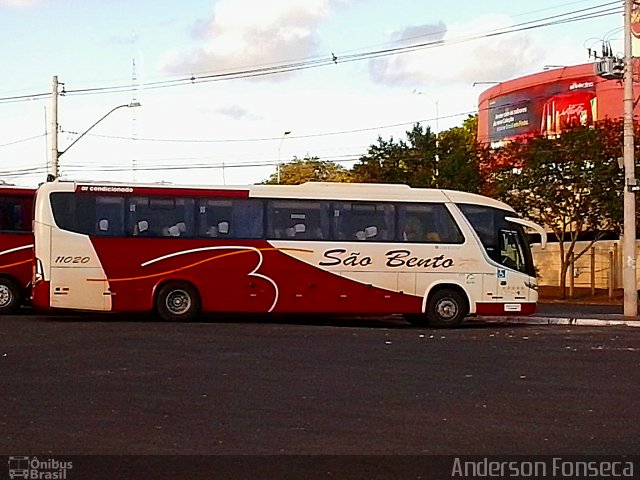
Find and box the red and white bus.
[0,186,35,314]
[31,181,546,326]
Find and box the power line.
[0,133,46,147]
[63,4,621,97]
[2,68,619,157]
[0,2,621,104]
[59,154,364,174]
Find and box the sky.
[0,0,623,187]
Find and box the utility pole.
[49,75,59,180]
[623,0,637,318]
[47,73,141,182]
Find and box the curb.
[476,316,640,328]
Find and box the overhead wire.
[0,1,624,180]
[0,133,46,147]
[0,1,621,103]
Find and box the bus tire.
[155,282,201,322]
[426,288,467,328]
[0,277,21,314]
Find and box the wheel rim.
[165,289,192,315]
[435,297,458,320]
[0,285,12,308]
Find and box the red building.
[477,62,636,146]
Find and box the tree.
[436,115,482,193]
[351,120,484,192]
[351,123,438,187]
[262,156,351,185]
[350,135,409,184]
[492,125,623,296]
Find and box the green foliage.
[491,125,623,293]
[262,117,483,193]
[349,121,481,192]
[496,127,622,235]
[437,115,482,192]
[350,124,439,187]
[263,156,351,185]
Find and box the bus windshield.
[458,204,535,276]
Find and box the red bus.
[32,181,545,326]
[0,186,35,313]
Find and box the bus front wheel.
[0,278,20,314]
[426,288,467,328]
[155,282,201,322]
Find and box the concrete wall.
[531,240,628,289]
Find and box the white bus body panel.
[48,229,111,311]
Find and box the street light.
[277,131,291,184]
[50,101,141,180]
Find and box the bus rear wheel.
[155,282,201,322]
[0,278,20,314]
[426,288,467,328]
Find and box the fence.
[531,240,634,296]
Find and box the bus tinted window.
[233,200,263,239]
[458,204,499,260]
[50,192,78,233]
[95,196,125,236]
[128,197,195,237]
[267,200,329,240]
[0,196,32,232]
[51,193,125,236]
[198,198,263,239]
[398,203,464,244]
[332,202,394,242]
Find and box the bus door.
[494,228,533,307]
[48,229,110,311]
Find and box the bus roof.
[37,180,515,212]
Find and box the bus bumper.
[475,303,537,316]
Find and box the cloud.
[161,0,333,80]
[214,104,263,121]
[0,0,44,6]
[369,15,544,87]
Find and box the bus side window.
[402,217,424,241]
[334,202,394,242]
[198,199,233,238]
[0,207,7,231]
[398,204,462,244]
[94,196,125,236]
[234,200,263,239]
[266,200,327,240]
[0,197,30,232]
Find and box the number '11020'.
[54,256,90,264]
